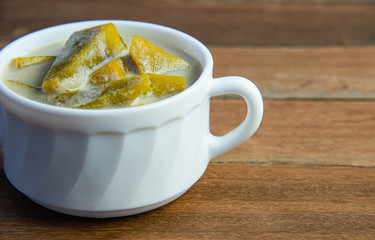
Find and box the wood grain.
[1,0,375,45]
[210,99,375,167]
[1,164,374,239]
[0,41,7,50]
[0,1,374,238]
[211,46,375,100]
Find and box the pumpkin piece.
[75,74,151,109]
[130,35,190,75]
[89,57,127,85]
[43,90,80,106]
[42,23,127,93]
[146,73,185,97]
[6,80,41,90]
[14,56,56,69]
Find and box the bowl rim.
[0,20,213,117]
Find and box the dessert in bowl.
[0,20,263,218]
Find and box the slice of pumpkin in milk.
[14,56,56,69]
[42,23,127,93]
[146,73,186,97]
[129,35,190,75]
[89,57,128,86]
[75,74,151,109]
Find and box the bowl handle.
[208,76,263,159]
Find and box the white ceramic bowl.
[0,20,263,218]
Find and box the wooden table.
[1,0,375,239]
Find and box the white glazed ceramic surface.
[0,20,263,218]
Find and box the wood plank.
[210,99,375,167]
[211,45,375,100]
[0,164,374,239]
[1,0,375,45]
[145,0,375,4]
[0,41,7,50]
